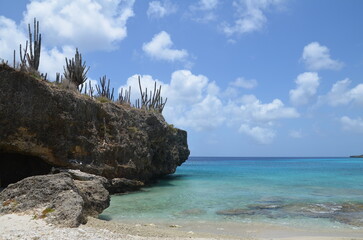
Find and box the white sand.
[1,213,363,240]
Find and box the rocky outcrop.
[0,172,110,227]
[54,168,144,194]
[0,64,189,187]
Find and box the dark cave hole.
[0,152,53,188]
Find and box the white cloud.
[239,124,275,144]
[118,70,222,131]
[147,1,177,19]
[23,0,135,51]
[289,130,303,138]
[319,79,363,106]
[162,70,223,131]
[191,0,219,11]
[226,94,299,143]
[167,70,210,105]
[175,95,225,131]
[289,72,320,106]
[340,116,363,133]
[0,16,27,65]
[118,74,165,105]
[142,31,188,62]
[302,42,343,71]
[238,94,300,122]
[0,16,75,79]
[39,46,75,79]
[221,0,285,36]
[230,77,257,89]
[188,0,219,23]
[119,70,299,142]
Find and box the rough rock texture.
[52,168,143,194]
[0,64,189,186]
[0,172,110,227]
[108,178,144,194]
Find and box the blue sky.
[1,0,363,157]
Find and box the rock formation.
[0,64,190,188]
[0,172,110,227]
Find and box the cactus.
[63,48,89,91]
[26,18,41,71]
[137,76,167,113]
[118,86,131,105]
[19,42,28,71]
[96,75,114,101]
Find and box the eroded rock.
[0,172,110,227]
[0,65,189,187]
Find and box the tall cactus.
[26,18,41,71]
[138,76,167,113]
[96,75,114,100]
[63,48,90,91]
[118,86,131,105]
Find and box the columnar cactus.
[63,48,90,91]
[26,18,41,71]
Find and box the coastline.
[1,213,363,240]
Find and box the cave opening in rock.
[0,152,53,188]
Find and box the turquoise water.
[100,157,363,228]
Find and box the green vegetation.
[63,48,89,91]
[2,199,18,207]
[168,124,178,134]
[7,18,167,113]
[95,75,114,101]
[32,207,55,219]
[95,96,112,103]
[127,126,141,134]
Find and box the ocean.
[100,157,363,230]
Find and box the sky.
[0,0,363,157]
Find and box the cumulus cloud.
[119,70,299,142]
[239,124,275,144]
[340,116,363,133]
[0,16,76,79]
[0,16,27,64]
[118,74,165,105]
[230,77,257,89]
[23,0,135,51]
[118,70,222,131]
[142,31,188,62]
[238,94,299,122]
[147,1,177,19]
[1,1,135,79]
[175,95,225,131]
[39,46,75,79]
[226,94,299,144]
[302,42,343,71]
[289,72,320,106]
[221,0,285,36]
[318,78,363,106]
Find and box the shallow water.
[100,157,363,229]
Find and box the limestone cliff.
[0,64,190,187]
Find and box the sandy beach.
[1,213,363,240]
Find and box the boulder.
[108,178,144,194]
[0,64,189,187]
[0,172,110,227]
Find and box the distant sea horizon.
[101,156,363,231]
